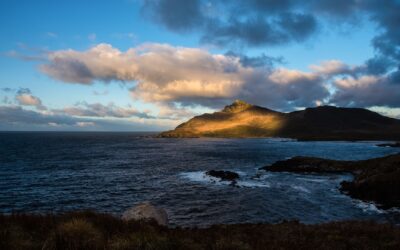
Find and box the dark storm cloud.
[142,0,318,47]
[202,13,317,47]
[331,76,400,108]
[310,0,360,18]
[141,0,204,32]
[225,51,284,68]
[365,56,395,75]
[244,0,293,13]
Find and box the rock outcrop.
[122,202,168,226]
[261,154,400,208]
[261,156,356,173]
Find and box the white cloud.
[15,89,47,110]
[58,102,154,119]
[309,60,356,75]
[16,93,42,106]
[39,43,329,110]
[75,121,95,127]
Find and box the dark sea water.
[1,132,400,227]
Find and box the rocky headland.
[159,100,400,140]
[261,153,400,208]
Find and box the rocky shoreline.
[261,153,400,209]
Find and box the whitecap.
[236,180,270,188]
[354,200,385,214]
[291,185,311,193]
[180,171,270,188]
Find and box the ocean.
[1,132,400,227]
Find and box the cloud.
[202,12,317,47]
[88,33,97,42]
[224,51,284,68]
[39,43,331,110]
[331,75,400,107]
[0,106,77,126]
[142,0,204,32]
[142,0,319,47]
[0,105,176,131]
[32,37,400,111]
[1,87,14,93]
[57,102,154,119]
[140,0,400,88]
[16,93,42,106]
[14,88,47,110]
[237,68,329,109]
[5,50,47,62]
[75,121,95,127]
[46,32,58,38]
[309,60,362,76]
[93,90,109,96]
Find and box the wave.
[180,171,270,188]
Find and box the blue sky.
[1,0,399,131]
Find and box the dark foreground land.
[1,211,400,250]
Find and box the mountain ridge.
[159,100,400,140]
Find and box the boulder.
[206,170,239,181]
[122,202,168,226]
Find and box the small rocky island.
[205,170,239,181]
[261,153,400,208]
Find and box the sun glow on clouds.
[34,42,400,117]
[39,43,330,109]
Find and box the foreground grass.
[1,211,400,250]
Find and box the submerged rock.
[206,170,240,181]
[122,202,168,226]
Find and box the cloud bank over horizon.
[37,43,400,111]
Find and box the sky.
[1,0,400,131]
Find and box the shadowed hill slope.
[159,100,400,140]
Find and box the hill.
[159,100,400,140]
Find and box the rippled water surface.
[1,132,400,226]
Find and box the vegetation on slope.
[1,211,400,250]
